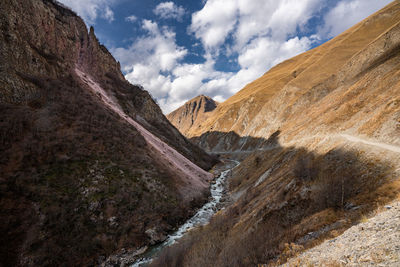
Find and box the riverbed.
[131,159,240,267]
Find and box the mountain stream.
[131,159,240,267]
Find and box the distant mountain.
[0,0,217,266]
[167,95,218,137]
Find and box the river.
[131,159,240,267]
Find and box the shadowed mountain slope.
[0,0,217,266]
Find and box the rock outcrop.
[284,201,400,266]
[0,0,217,266]
[167,95,218,137]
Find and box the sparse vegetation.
[0,73,202,265]
[151,143,397,267]
[0,1,215,262]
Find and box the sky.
[58,0,392,114]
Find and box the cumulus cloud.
[115,0,321,113]
[318,0,392,38]
[190,0,320,53]
[112,20,188,111]
[58,0,116,24]
[154,2,186,21]
[103,6,114,23]
[113,0,389,114]
[179,0,319,108]
[235,36,312,83]
[112,19,234,113]
[125,15,137,23]
[190,0,238,50]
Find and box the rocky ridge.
[167,95,218,137]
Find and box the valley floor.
[283,200,400,267]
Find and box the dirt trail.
[75,68,212,194]
[340,134,400,153]
[210,134,400,155]
[284,133,400,154]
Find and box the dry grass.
[183,2,400,139]
[150,139,397,267]
[157,2,400,267]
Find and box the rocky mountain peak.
[193,95,218,113]
[167,95,218,137]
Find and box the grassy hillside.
[187,1,400,146]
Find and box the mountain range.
[167,95,218,137]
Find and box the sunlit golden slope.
[187,1,400,150]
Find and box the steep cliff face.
[0,0,216,266]
[167,95,218,137]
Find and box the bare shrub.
[293,153,317,182]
